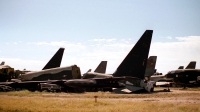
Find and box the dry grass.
[0,88,200,112]
[0,89,200,99]
[0,96,199,112]
[0,90,42,96]
[155,87,200,91]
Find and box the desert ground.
[0,87,200,112]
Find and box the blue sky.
[0,0,200,74]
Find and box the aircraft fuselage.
[166,69,200,84]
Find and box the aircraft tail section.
[42,48,65,70]
[178,66,184,69]
[145,56,157,77]
[113,30,153,79]
[185,61,196,69]
[0,61,5,65]
[94,61,107,73]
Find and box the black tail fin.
[42,48,65,70]
[185,61,196,69]
[113,30,153,79]
[178,66,184,69]
[0,61,5,65]
[145,56,157,77]
[94,61,107,73]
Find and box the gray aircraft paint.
[145,56,157,77]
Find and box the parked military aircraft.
[14,47,81,91]
[151,61,198,87]
[65,30,155,93]
[83,56,156,79]
[0,48,81,91]
[20,47,66,80]
[3,62,106,92]
[0,48,65,82]
[177,61,196,69]
[1,54,106,92]
[166,62,199,87]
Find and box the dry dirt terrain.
[1,88,200,104]
[0,88,200,112]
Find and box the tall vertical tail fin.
[185,61,196,69]
[113,30,153,79]
[178,66,184,69]
[145,56,157,77]
[94,61,107,73]
[42,48,65,70]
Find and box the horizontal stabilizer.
[126,84,144,92]
[113,88,132,94]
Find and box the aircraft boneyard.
[64,30,156,93]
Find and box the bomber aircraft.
[64,30,156,93]
[177,61,196,70]
[166,61,200,87]
[151,61,198,87]
[0,48,82,91]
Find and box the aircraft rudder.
[145,56,157,77]
[185,61,196,69]
[113,30,153,79]
[42,47,65,70]
[94,61,107,73]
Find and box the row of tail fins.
[1,30,196,78]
